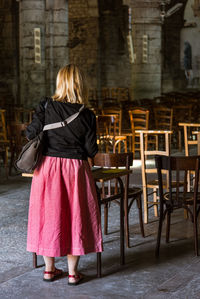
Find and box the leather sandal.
[43,268,63,282]
[68,273,84,286]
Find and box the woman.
[26,64,103,285]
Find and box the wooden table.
[23,167,131,278]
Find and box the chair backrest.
[129,108,149,131]
[172,104,192,128]
[102,108,122,135]
[93,152,133,196]
[93,152,133,169]
[153,106,173,131]
[96,115,119,152]
[155,155,200,205]
[96,115,119,137]
[14,108,34,124]
[139,130,172,187]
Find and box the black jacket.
[26,97,98,160]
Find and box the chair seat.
[127,187,142,197]
[164,192,200,207]
[147,180,184,188]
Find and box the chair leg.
[178,130,182,152]
[166,211,171,243]
[120,193,125,265]
[155,208,164,257]
[136,196,145,238]
[97,252,102,278]
[118,141,121,153]
[194,212,199,256]
[153,188,158,217]
[143,186,148,224]
[155,135,158,151]
[104,203,108,235]
[124,139,127,153]
[33,253,37,268]
[124,195,130,248]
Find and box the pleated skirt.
[27,156,103,257]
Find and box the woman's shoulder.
[82,106,96,118]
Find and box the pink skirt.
[27,156,103,257]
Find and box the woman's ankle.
[44,266,55,272]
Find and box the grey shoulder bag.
[15,105,84,173]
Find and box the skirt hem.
[27,244,103,257]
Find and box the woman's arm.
[25,98,47,140]
[84,112,98,158]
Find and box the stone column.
[19,0,46,107]
[68,0,99,89]
[130,0,162,100]
[19,0,69,107]
[45,0,69,96]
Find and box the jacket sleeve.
[84,111,98,158]
[25,98,47,140]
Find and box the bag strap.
[43,105,84,131]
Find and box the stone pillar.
[19,0,69,107]
[45,0,69,96]
[130,0,162,100]
[19,0,46,106]
[68,0,99,88]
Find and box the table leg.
[96,184,102,278]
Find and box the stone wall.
[0,0,194,109]
[0,0,19,106]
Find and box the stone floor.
[1,159,200,299]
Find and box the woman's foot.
[68,273,84,286]
[43,268,63,282]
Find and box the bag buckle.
[61,120,67,127]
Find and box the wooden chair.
[88,88,99,109]
[139,130,173,224]
[96,115,127,153]
[178,123,200,193]
[9,123,27,175]
[102,108,126,152]
[93,152,145,248]
[13,107,34,124]
[172,104,193,151]
[153,106,173,149]
[178,123,200,157]
[154,106,173,131]
[129,108,149,156]
[155,155,200,256]
[0,109,9,177]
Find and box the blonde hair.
[52,64,88,104]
